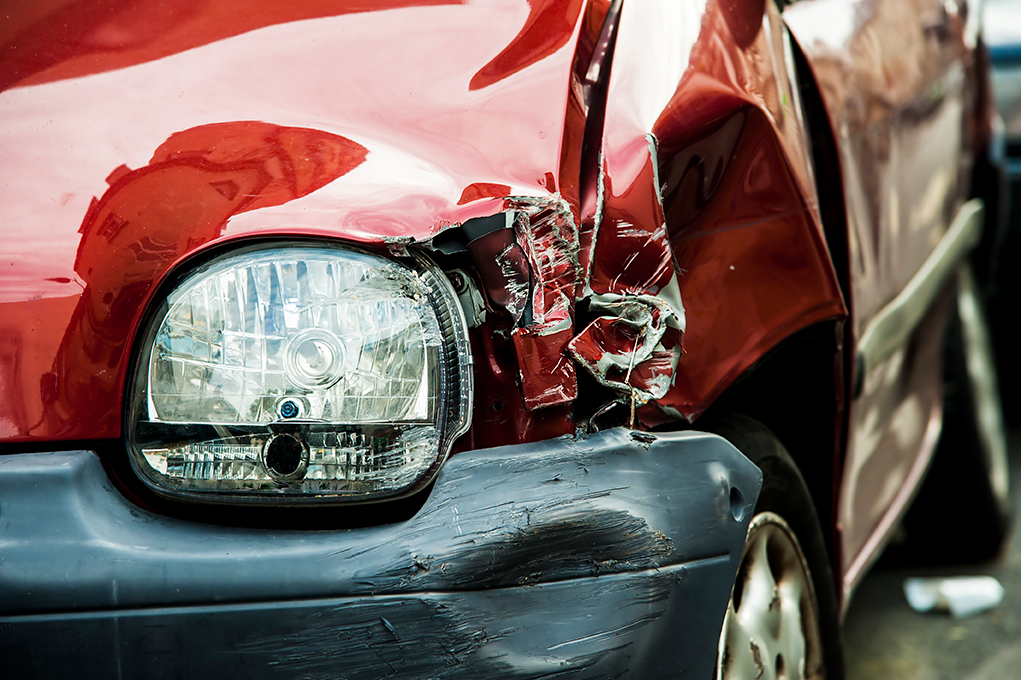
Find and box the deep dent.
[428,186,686,414]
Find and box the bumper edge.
[1,428,761,678]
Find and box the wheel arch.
[692,33,857,570]
[696,320,846,573]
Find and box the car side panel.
[785,0,977,592]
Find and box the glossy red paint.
[0,0,591,442]
[657,100,845,420]
[44,123,366,441]
[589,145,676,298]
[1,0,466,93]
[583,0,845,423]
[469,0,585,91]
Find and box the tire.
[897,264,1011,564]
[708,415,844,680]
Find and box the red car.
[0,0,1008,677]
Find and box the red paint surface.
[0,0,590,442]
[588,0,844,423]
[589,143,676,297]
[469,0,584,91]
[20,123,366,440]
[1,0,465,93]
[462,319,573,449]
[512,324,578,410]
[656,97,845,420]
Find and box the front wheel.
[718,512,825,680]
[709,415,843,680]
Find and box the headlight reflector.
[128,243,472,503]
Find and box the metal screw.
[448,270,467,294]
[278,399,300,419]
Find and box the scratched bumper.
[0,428,760,679]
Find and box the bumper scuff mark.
[1,429,762,678]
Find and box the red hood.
[0,0,589,442]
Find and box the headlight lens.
[128,243,472,504]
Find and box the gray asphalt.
[844,431,1021,680]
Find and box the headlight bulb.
[284,328,346,389]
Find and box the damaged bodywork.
[0,0,842,441]
[1,0,998,676]
[569,291,684,404]
[2,429,762,678]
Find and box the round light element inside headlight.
[127,243,472,504]
[284,328,346,389]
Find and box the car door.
[785,0,977,597]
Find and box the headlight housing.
[127,243,472,504]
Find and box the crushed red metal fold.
[568,292,683,404]
[507,196,582,410]
[448,130,687,414]
[453,175,685,413]
[574,132,687,411]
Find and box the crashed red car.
[0,0,1009,677]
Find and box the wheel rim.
[717,512,825,680]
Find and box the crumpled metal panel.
[577,12,692,411]
[568,292,683,403]
[465,218,533,324]
[508,197,583,409]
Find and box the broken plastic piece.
[903,576,1005,618]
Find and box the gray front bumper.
[0,428,760,679]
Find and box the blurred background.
[844,2,1021,677]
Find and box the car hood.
[0,0,588,442]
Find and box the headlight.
[127,243,472,504]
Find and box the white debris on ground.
[904,576,1006,618]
